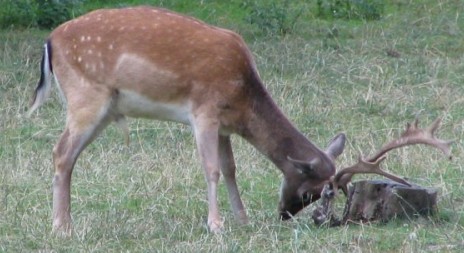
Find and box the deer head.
[281,133,346,219]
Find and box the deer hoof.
[208,219,224,233]
[52,219,72,237]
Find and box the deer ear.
[287,156,320,175]
[325,133,346,159]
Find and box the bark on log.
[343,179,438,223]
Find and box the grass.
[1,0,464,252]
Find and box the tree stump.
[342,179,438,223]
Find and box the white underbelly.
[116,89,191,124]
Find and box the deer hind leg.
[219,135,248,225]
[191,115,224,233]
[52,86,115,236]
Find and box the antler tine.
[427,117,440,134]
[332,117,453,195]
[332,155,410,196]
[369,117,453,162]
[425,118,454,158]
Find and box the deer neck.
[240,85,325,174]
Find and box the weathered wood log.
[343,179,438,223]
[312,179,438,226]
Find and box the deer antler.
[333,117,453,195]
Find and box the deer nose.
[280,211,292,220]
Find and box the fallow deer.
[28,6,347,235]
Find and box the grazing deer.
[29,6,347,235]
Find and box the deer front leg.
[192,116,223,233]
[219,135,248,225]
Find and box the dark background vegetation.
[1,0,385,34]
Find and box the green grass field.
[1,0,464,252]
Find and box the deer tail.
[27,40,53,117]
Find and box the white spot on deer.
[119,26,125,31]
[86,36,91,41]
[87,49,93,55]
[97,36,102,42]
[77,56,82,63]
[80,36,85,42]
[109,44,114,50]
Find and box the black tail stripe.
[35,40,53,94]
[35,45,47,93]
[46,39,53,73]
